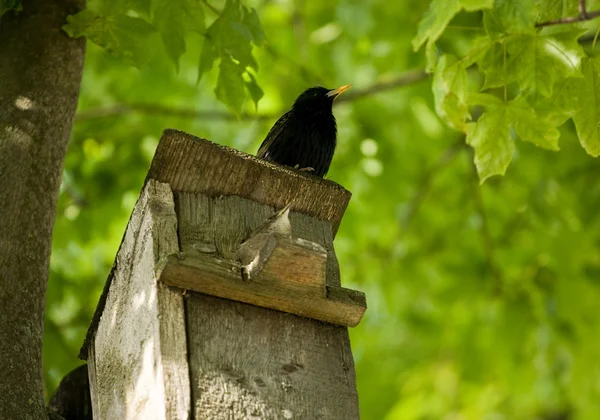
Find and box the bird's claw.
[294,165,314,172]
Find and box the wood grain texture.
[160,253,366,327]
[175,192,360,419]
[147,129,351,235]
[185,294,359,420]
[176,193,343,287]
[85,180,190,420]
[264,237,328,287]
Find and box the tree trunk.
[0,0,85,418]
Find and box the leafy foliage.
[414,0,599,181]
[44,0,600,419]
[62,0,264,114]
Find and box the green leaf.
[62,10,102,38]
[197,36,217,84]
[243,7,266,46]
[433,54,470,131]
[460,0,495,11]
[127,0,152,17]
[571,57,600,157]
[477,39,518,89]
[215,56,246,115]
[462,36,494,68]
[197,0,263,106]
[476,30,585,97]
[63,11,157,68]
[413,0,460,51]
[153,0,206,72]
[525,78,580,127]
[466,106,514,182]
[0,0,21,17]
[214,0,258,70]
[508,97,560,151]
[413,0,493,51]
[483,0,536,36]
[507,31,585,99]
[535,0,578,22]
[468,92,504,108]
[244,72,263,110]
[425,41,438,73]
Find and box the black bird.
[257,85,351,177]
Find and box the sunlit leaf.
[127,0,152,17]
[466,106,514,182]
[507,30,585,98]
[433,54,470,131]
[483,0,536,36]
[509,96,560,151]
[412,0,493,51]
[571,57,600,157]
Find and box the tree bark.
[0,1,85,419]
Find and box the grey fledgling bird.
[236,203,293,281]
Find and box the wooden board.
[184,293,359,420]
[159,252,366,327]
[175,192,361,419]
[85,180,190,420]
[147,129,351,235]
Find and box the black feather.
[257,86,341,177]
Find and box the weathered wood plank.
[159,252,366,327]
[175,192,360,419]
[176,193,343,287]
[265,237,328,287]
[185,294,359,420]
[147,129,351,235]
[86,180,190,420]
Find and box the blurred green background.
[46,0,600,418]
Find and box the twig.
[74,70,429,122]
[536,8,600,27]
[337,70,428,103]
[74,105,272,122]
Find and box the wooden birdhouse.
[79,129,366,419]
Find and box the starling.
[257,85,351,177]
[236,202,293,281]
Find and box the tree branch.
[536,7,600,27]
[74,70,428,122]
[337,70,428,103]
[74,105,272,122]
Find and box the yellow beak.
[326,84,351,99]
